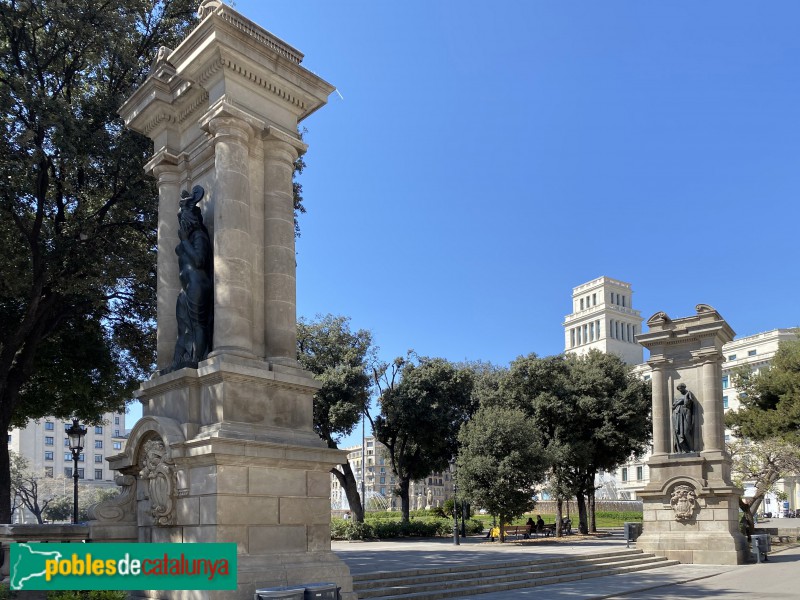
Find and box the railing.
[0,523,89,584]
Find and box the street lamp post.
[65,418,87,524]
[450,460,459,545]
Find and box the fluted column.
[150,154,183,372]
[263,128,306,362]
[207,116,256,358]
[698,353,724,453]
[648,358,671,457]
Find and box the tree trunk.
[0,434,11,523]
[399,477,411,523]
[588,486,597,533]
[498,512,506,543]
[555,498,563,537]
[331,463,364,522]
[576,491,588,535]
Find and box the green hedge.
[331,517,484,540]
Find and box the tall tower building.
[563,276,644,365]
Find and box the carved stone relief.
[670,485,698,520]
[140,438,177,527]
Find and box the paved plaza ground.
[332,519,800,599]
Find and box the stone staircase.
[352,548,679,599]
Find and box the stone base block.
[636,531,748,565]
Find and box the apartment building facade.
[7,411,127,522]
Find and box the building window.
[45,422,55,430]
[7,434,10,443]
[44,467,53,478]
[644,375,651,381]
[636,466,643,480]
[64,452,72,461]
[722,375,729,389]
[64,438,69,446]
[77,468,84,479]
[622,295,626,308]
[95,454,103,463]
[723,396,729,409]
[78,453,84,462]
[592,293,596,306]
[113,442,122,450]
[380,477,385,484]
[44,451,54,461]
[621,468,628,482]
[114,430,120,437]
[95,469,103,480]
[95,440,103,448]
[580,298,584,310]
[95,426,103,434]
[748,350,757,357]
[728,355,736,361]
[45,436,54,446]
[64,467,73,477]
[114,416,120,425]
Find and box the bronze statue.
[161,186,213,374]
[672,383,696,453]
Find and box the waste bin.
[751,534,770,563]
[624,522,642,544]
[304,582,340,600]
[254,587,305,600]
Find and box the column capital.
[647,356,672,370]
[262,125,308,156]
[145,149,186,179]
[200,99,260,141]
[691,348,723,366]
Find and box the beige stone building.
[563,276,644,365]
[332,436,454,512]
[563,276,799,513]
[7,411,127,522]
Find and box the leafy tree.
[562,351,652,532]
[501,351,651,535]
[726,336,800,444]
[371,355,474,523]
[297,314,376,522]
[0,0,198,523]
[457,404,548,542]
[726,335,800,525]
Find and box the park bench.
[501,524,532,539]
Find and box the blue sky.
[130,2,800,440]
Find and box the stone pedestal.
[88,2,354,597]
[635,305,748,565]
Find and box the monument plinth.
[635,305,748,565]
[89,2,355,598]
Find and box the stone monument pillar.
[635,304,748,565]
[88,2,355,598]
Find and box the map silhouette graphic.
[11,543,63,590]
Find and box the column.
[648,359,671,456]
[263,128,306,361]
[699,355,724,453]
[207,116,255,358]
[150,154,183,372]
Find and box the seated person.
[536,514,545,529]
[524,517,534,538]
